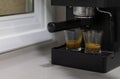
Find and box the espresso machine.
[48,0,120,73]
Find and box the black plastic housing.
[52,45,120,73]
[51,0,120,7]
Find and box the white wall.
[56,6,66,22]
[0,0,53,53]
[0,1,67,53]
[53,6,66,45]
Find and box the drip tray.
[51,45,118,73]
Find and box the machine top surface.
[51,0,120,7]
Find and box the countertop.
[0,43,120,79]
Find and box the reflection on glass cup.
[83,30,103,53]
[64,29,83,50]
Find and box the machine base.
[52,45,120,73]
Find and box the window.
[0,0,34,16]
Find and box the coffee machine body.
[48,0,120,73]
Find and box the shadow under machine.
[48,0,120,73]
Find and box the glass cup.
[64,28,83,51]
[83,30,103,53]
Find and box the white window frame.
[0,0,53,53]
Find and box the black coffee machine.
[48,0,120,73]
